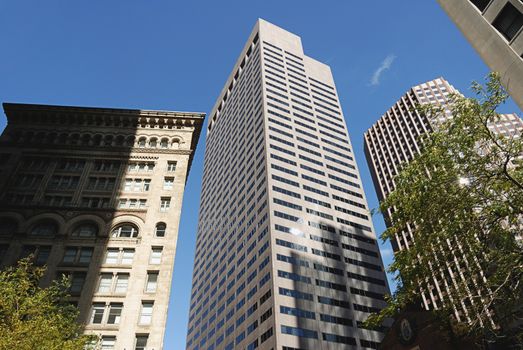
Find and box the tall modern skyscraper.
[0,103,204,350]
[364,77,523,321]
[187,19,389,350]
[437,0,523,110]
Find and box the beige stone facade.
[437,0,523,110]
[0,103,204,350]
[187,19,389,350]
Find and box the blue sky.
[1,1,520,349]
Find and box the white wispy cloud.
[370,54,396,86]
[380,248,393,259]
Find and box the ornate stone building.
[0,103,204,350]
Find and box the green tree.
[0,257,95,350]
[367,74,523,348]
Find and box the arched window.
[160,138,169,149]
[104,135,113,146]
[72,223,99,238]
[93,134,103,146]
[0,218,17,236]
[138,137,147,148]
[115,135,125,146]
[111,224,139,238]
[149,138,158,148]
[81,134,91,146]
[30,220,59,236]
[155,223,166,237]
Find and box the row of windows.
[0,218,168,238]
[90,301,155,326]
[87,334,150,350]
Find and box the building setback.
[186,19,390,350]
[437,0,523,110]
[364,77,523,322]
[0,103,204,350]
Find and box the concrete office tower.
[186,19,389,350]
[437,0,523,110]
[0,103,204,350]
[364,77,523,322]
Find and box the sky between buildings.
[0,1,521,349]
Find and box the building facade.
[437,0,523,110]
[186,19,390,350]
[364,77,523,322]
[0,103,204,350]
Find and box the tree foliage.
[366,74,523,348]
[0,257,94,350]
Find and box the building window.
[145,272,159,293]
[30,220,58,237]
[71,223,98,238]
[97,273,129,294]
[101,336,116,350]
[149,138,157,148]
[163,177,174,190]
[62,247,93,265]
[114,273,129,294]
[135,335,149,350]
[35,246,51,265]
[0,218,17,236]
[57,159,85,172]
[87,177,115,191]
[98,274,113,293]
[155,223,166,237]
[127,162,155,172]
[139,302,154,325]
[124,179,151,192]
[48,175,79,190]
[80,197,110,208]
[492,2,523,41]
[150,247,163,264]
[122,249,135,264]
[90,303,105,324]
[111,224,139,238]
[167,161,177,172]
[69,272,86,294]
[138,138,146,148]
[0,244,8,264]
[107,303,123,324]
[160,197,171,212]
[160,138,169,149]
[117,198,147,209]
[104,248,134,264]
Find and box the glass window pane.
[135,336,148,350]
[63,247,77,263]
[107,303,123,324]
[70,272,86,293]
[146,272,158,293]
[150,248,162,264]
[105,249,119,264]
[98,274,113,293]
[101,336,116,350]
[79,247,93,264]
[90,303,105,324]
[115,274,129,293]
[121,249,134,264]
[140,302,153,324]
[35,246,51,265]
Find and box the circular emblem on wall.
[398,317,417,345]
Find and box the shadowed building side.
[0,103,204,350]
[437,0,523,110]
